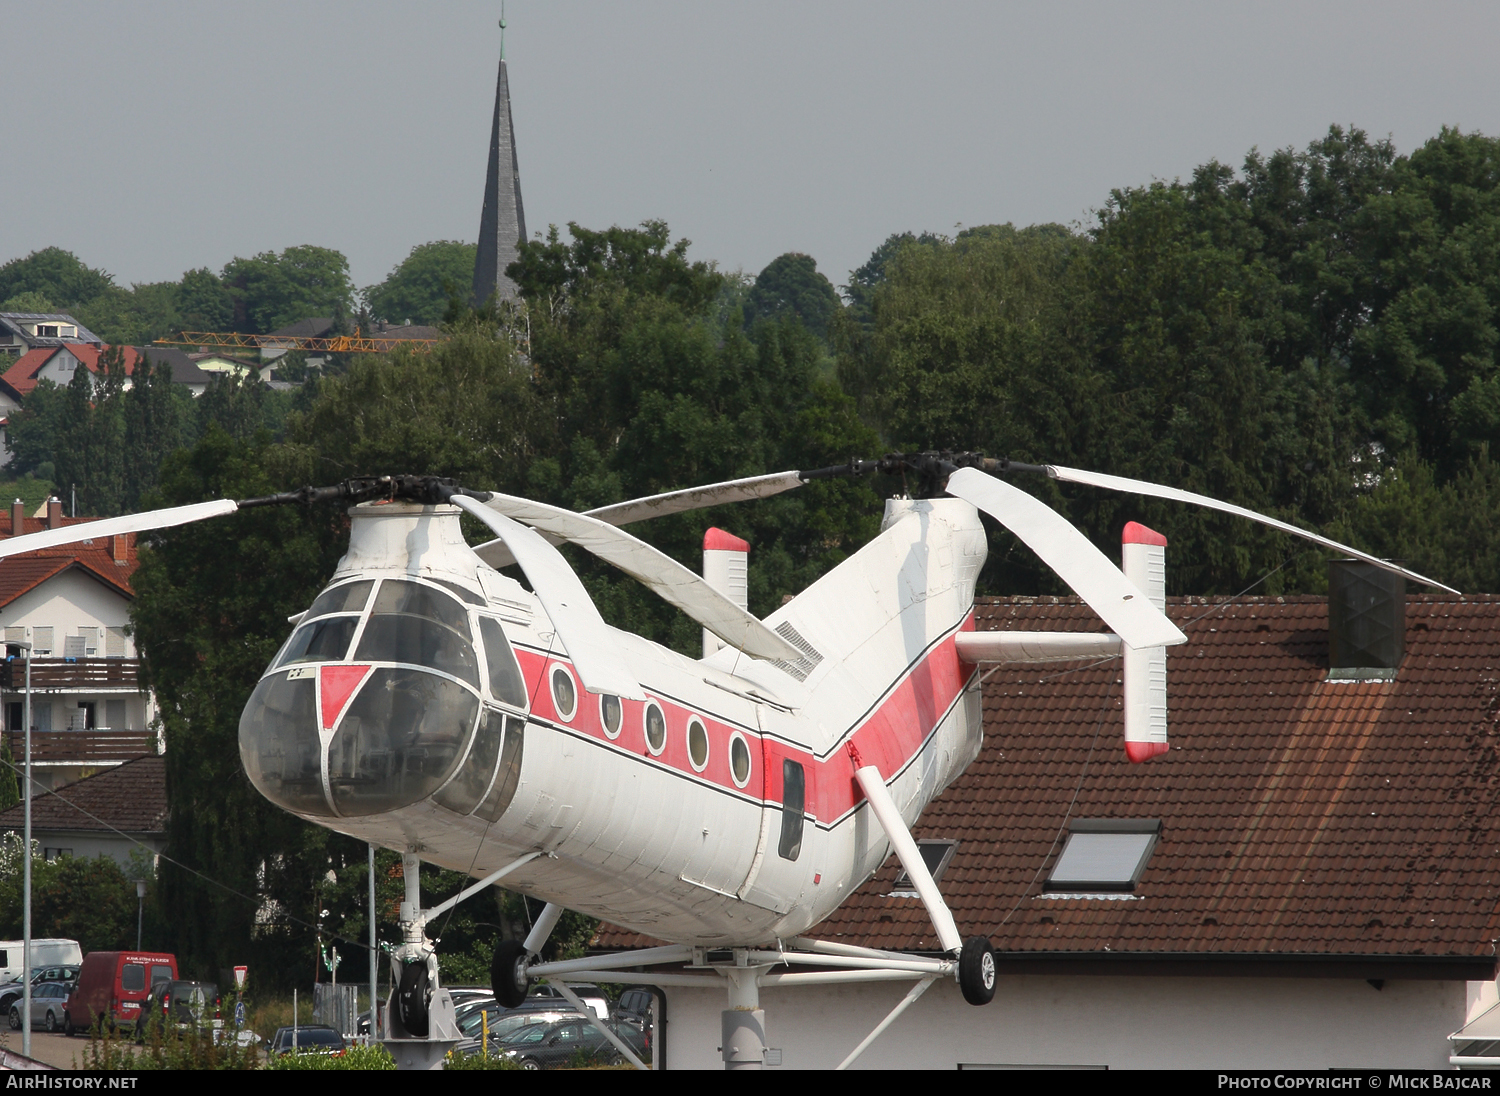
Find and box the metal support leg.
[547,979,648,1070]
[722,966,768,1071]
[854,765,962,953]
[523,901,564,956]
[835,977,937,1070]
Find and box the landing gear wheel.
[959,936,996,1005]
[491,939,530,1008]
[396,960,432,1038]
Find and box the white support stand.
[836,977,938,1070]
[547,979,649,1070]
[383,852,537,1070]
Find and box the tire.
[45,1011,56,1034]
[520,1057,541,1071]
[490,939,530,1008]
[63,1013,76,1037]
[396,960,431,1038]
[7,1006,18,1031]
[958,936,996,1006]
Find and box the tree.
[746,253,841,341]
[123,352,187,511]
[130,428,353,984]
[365,241,477,326]
[176,268,234,332]
[221,245,354,334]
[0,248,114,310]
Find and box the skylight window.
[1044,819,1161,894]
[890,839,958,896]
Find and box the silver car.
[9,982,71,1033]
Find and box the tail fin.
[1122,522,1169,762]
[702,527,750,657]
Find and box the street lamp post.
[8,641,34,1061]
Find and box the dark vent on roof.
[891,839,958,895]
[768,621,823,682]
[1328,560,1405,681]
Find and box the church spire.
[472,15,527,306]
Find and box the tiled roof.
[0,313,102,348]
[0,756,165,835]
[596,595,1500,968]
[267,317,335,339]
[0,516,136,606]
[0,344,214,400]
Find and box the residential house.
[592,587,1500,1069]
[0,498,157,793]
[0,313,101,359]
[0,755,166,870]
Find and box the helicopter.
[0,451,1454,1069]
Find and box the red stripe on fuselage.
[511,610,976,823]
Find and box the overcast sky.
[6,1,1500,295]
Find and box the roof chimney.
[46,497,61,530]
[1327,560,1405,681]
[10,499,22,537]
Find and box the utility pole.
[369,844,378,1042]
[11,641,33,1061]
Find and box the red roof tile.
[596,595,1500,967]
[0,756,165,835]
[0,516,136,606]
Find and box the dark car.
[494,1017,647,1070]
[0,966,81,1016]
[269,1024,345,1056]
[455,1006,583,1058]
[136,980,220,1041]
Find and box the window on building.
[5,703,19,732]
[63,636,85,658]
[891,839,959,895]
[1044,819,1162,894]
[42,848,71,862]
[105,700,126,730]
[106,627,126,658]
[32,628,52,656]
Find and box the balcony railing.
[3,730,157,763]
[5,658,142,692]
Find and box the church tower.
[471,21,527,306]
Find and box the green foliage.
[747,253,841,341]
[81,1014,261,1071]
[222,245,354,334]
[0,838,141,951]
[365,241,477,326]
[444,1047,521,1069]
[5,381,67,479]
[0,248,115,309]
[268,1044,395,1069]
[178,268,235,332]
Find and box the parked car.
[526,983,610,1018]
[8,982,72,1033]
[135,980,220,1042]
[0,940,82,985]
[65,951,178,1035]
[269,1025,345,1056]
[454,1007,582,1059]
[0,965,81,1015]
[492,1016,647,1070]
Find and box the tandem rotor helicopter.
[0,451,1455,1068]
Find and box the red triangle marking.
[320,664,372,731]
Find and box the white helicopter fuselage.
[239,496,986,945]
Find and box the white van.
[0,940,82,983]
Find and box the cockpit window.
[354,606,480,688]
[370,581,471,637]
[274,617,358,668]
[304,580,374,620]
[478,617,527,707]
[426,577,486,606]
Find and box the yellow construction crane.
[154,330,438,354]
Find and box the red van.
[64,952,178,1035]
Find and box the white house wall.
[654,974,1464,1069]
[3,568,134,653]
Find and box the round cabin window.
[600,694,622,739]
[729,733,752,788]
[644,703,666,755]
[687,718,709,772]
[550,666,577,722]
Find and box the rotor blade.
[582,471,805,527]
[475,494,802,663]
[945,468,1187,649]
[472,470,808,568]
[449,496,644,700]
[1046,465,1460,594]
[0,499,240,561]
